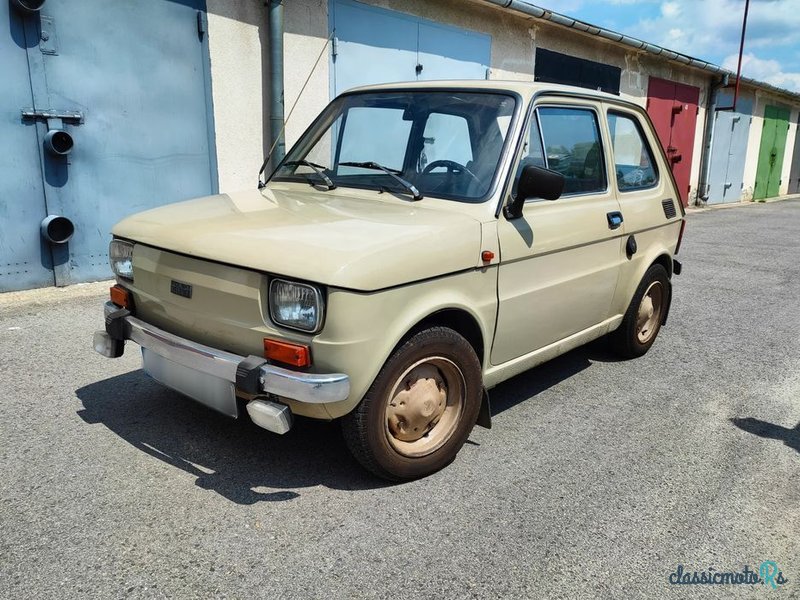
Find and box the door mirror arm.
[504,164,565,219]
[503,194,526,220]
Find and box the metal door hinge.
[331,35,338,58]
[40,15,58,55]
[197,11,207,38]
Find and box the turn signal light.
[110,285,132,309]
[264,338,311,367]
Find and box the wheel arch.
[649,253,674,324]
[396,307,486,367]
[651,252,674,278]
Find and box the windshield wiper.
[339,161,422,200]
[283,160,336,190]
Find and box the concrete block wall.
[206,0,268,193]
[284,0,330,150]
[779,108,798,196]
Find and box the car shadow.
[75,371,390,504]
[490,338,620,416]
[76,339,623,501]
[730,417,800,454]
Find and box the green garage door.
[754,105,790,201]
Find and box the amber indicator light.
[481,250,495,262]
[264,338,312,367]
[110,285,132,309]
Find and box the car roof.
[342,79,626,104]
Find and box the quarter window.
[537,107,606,195]
[606,112,658,191]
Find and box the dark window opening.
[535,48,621,95]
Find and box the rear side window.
[606,112,658,191]
[537,107,606,195]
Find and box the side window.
[538,107,606,195]
[337,106,412,174]
[606,112,658,191]
[419,112,473,171]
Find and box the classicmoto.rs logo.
[668,561,789,589]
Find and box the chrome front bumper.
[94,301,350,412]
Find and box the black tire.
[610,263,671,359]
[342,327,483,481]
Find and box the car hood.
[112,187,483,291]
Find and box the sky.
[533,0,800,92]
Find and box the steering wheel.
[421,160,482,186]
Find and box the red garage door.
[646,77,700,207]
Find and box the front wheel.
[610,263,671,358]
[342,327,483,481]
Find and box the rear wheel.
[610,263,670,358]
[342,327,482,481]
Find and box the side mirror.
[504,164,565,219]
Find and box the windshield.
[272,91,517,202]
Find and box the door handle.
[607,211,623,230]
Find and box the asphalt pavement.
[1,200,799,599]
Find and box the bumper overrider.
[93,302,350,434]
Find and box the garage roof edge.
[477,0,800,103]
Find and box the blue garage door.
[1,0,217,292]
[330,0,491,96]
[1,0,52,291]
[707,91,753,204]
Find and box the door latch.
[22,109,83,156]
[21,108,84,123]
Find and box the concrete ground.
[1,200,798,599]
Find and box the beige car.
[94,81,685,480]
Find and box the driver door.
[491,100,625,365]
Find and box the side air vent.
[662,198,677,219]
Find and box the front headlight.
[269,279,324,333]
[109,239,134,281]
